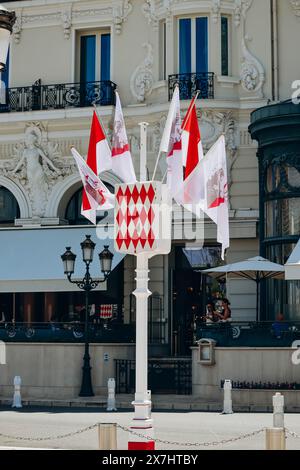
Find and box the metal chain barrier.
[3,422,300,447]
[0,423,98,442]
[286,429,300,440]
[116,424,265,447]
[0,421,265,446]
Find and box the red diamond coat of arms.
[114,181,171,256]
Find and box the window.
[0,186,20,224]
[221,16,229,76]
[77,30,111,83]
[178,17,208,74]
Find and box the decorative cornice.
[9,1,134,42]
[112,0,133,34]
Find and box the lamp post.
[0,4,16,71]
[61,235,113,397]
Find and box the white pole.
[134,253,150,403]
[139,122,148,182]
[128,253,154,449]
[128,122,154,450]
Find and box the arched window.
[0,186,20,225]
[65,185,114,225]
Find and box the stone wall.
[192,346,300,407]
[0,342,135,399]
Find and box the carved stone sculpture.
[11,127,60,217]
[130,43,154,103]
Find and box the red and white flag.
[179,99,229,259]
[202,135,229,259]
[112,91,136,183]
[159,86,183,204]
[81,111,112,222]
[179,97,205,207]
[71,147,115,224]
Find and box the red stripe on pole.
[128,441,155,450]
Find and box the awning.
[285,239,300,280]
[0,226,124,292]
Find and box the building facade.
[0,0,299,398]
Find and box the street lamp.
[0,5,16,71]
[61,235,113,397]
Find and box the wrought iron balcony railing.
[0,321,134,343]
[196,321,300,347]
[168,72,214,100]
[0,80,117,113]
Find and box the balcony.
[0,321,134,343]
[196,321,300,347]
[168,72,214,101]
[0,80,117,113]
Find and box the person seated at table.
[203,302,219,324]
[215,298,232,322]
[272,312,289,339]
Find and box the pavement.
[0,394,283,412]
[0,407,300,450]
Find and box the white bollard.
[107,378,117,411]
[222,379,233,414]
[12,376,22,408]
[273,392,284,428]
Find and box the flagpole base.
[128,400,155,450]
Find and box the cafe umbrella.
[202,256,285,322]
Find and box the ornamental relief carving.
[0,123,77,218]
[237,0,265,97]
[290,0,300,17]
[141,0,159,30]
[130,43,154,103]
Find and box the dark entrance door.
[173,268,204,356]
[171,245,222,356]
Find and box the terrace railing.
[0,80,116,113]
[195,321,300,347]
[168,72,214,100]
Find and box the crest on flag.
[206,168,228,209]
